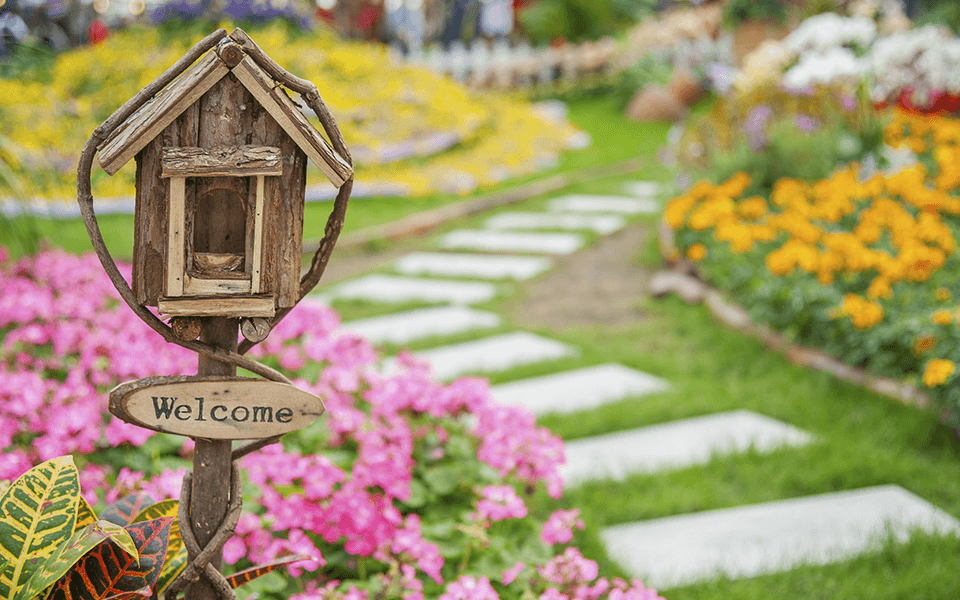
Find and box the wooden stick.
[187,318,236,600]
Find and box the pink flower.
[501,561,526,586]
[541,509,585,545]
[438,575,500,600]
[473,485,528,522]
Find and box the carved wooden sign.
[109,376,324,439]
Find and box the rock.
[625,85,687,122]
[649,270,705,304]
[668,68,706,107]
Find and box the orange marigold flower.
[933,309,953,326]
[937,287,951,301]
[867,277,892,300]
[913,335,937,355]
[686,243,707,261]
[851,300,883,329]
[923,358,955,387]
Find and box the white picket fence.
[394,37,618,89]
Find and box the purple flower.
[794,112,821,133]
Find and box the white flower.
[782,47,862,90]
[783,13,876,55]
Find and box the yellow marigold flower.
[923,358,955,387]
[718,172,751,198]
[688,207,716,231]
[933,309,953,326]
[855,221,883,244]
[851,300,883,329]
[665,196,694,230]
[765,247,795,276]
[937,288,951,301]
[686,243,707,261]
[913,335,937,355]
[867,277,892,300]
[736,196,768,220]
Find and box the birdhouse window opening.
[191,186,248,278]
[165,172,268,299]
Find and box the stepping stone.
[483,212,626,234]
[490,363,668,415]
[383,332,578,380]
[623,181,666,197]
[440,230,584,255]
[602,485,960,589]
[393,252,551,280]
[561,410,813,484]
[330,274,496,305]
[547,195,659,215]
[340,306,501,345]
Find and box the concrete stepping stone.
[383,332,578,380]
[490,363,668,415]
[547,195,659,215]
[483,212,626,234]
[340,306,501,345]
[330,274,496,305]
[623,181,666,197]
[602,485,960,589]
[393,252,551,280]
[440,230,584,255]
[561,410,813,484]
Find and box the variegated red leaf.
[99,494,156,527]
[47,517,173,600]
[226,555,316,589]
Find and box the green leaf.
[100,494,156,527]
[48,518,173,600]
[15,521,137,600]
[0,456,80,600]
[422,465,462,495]
[131,500,184,595]
[74,497,98,533]
[226,555,316,589]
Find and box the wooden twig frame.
[77,27,354,382]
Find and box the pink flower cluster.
[0,249,665,600]
[541,509,586,545]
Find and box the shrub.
[665,109,960,424]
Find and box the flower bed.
[0,247,663,600]
[0,23,579,200]
[664,108,960,424]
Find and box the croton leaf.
[131,501,184,595]
[47,517,173,600]
[74,498,98,534]
[100,586,151,600]
[99,494,156,527]
[15,521,137,600]
[0,456,80,600]
[226,555,316,589]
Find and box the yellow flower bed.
[666,109,960,412]
[0,24,577,200]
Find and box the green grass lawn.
[3,96,668,261]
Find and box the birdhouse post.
[77,28,353,600]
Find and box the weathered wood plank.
[166,176,186,297]
[109,375,325,439]
[99,51,229,175]
[157,295,276,317]
[161,145,282,177]
[183,275,252,295]
[231,55,350,187]
[251,174,265,292]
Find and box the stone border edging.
[318,156,650,252]
[653,219,931,410]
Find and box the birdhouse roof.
[96,28,351,188]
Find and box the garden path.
[312,182,960,590]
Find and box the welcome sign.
[109,375,325,439]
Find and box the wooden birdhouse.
[95,28,352,332]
